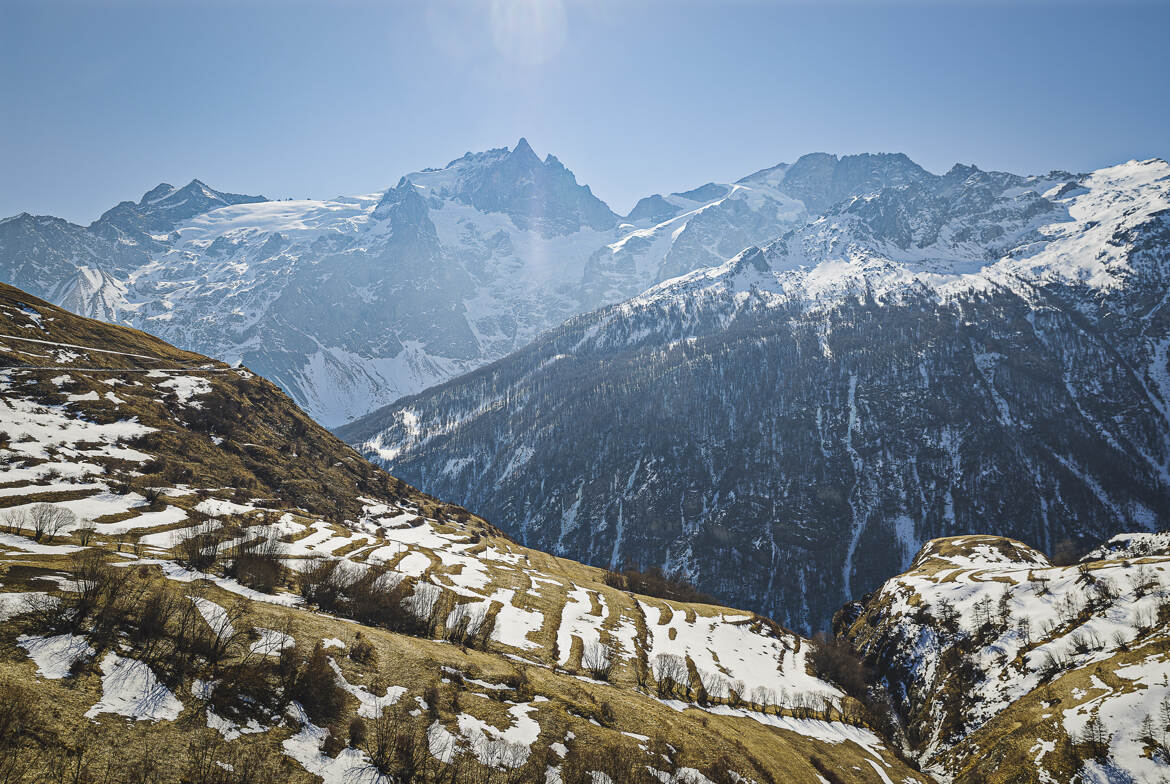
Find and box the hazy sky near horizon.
[2,0,1168,224]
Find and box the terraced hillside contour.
[0,283,925,784]
[837,533,1170,784]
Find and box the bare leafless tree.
[74,518,96,546]
[698,670,729,705]
[726,679,746,708]
[652,653,688,698]
[29,503,75,542]
[2,509,27,535]
[404,583,443,631]
[176,518,222,571]
[446,603,488,649]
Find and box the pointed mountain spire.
[510,137,540,164]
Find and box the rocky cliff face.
[340,159,1170,634]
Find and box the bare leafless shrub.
[67,549,127,632]
[181,730,231,784]
[1056,594,1082,625]
[810,634,870,699]
[582,641,615,681]
[605,563,713,604]
[0,679,42,783]
[1093,577,1119,606]
[1158,596,1170,627]
[361,703,428,780]
[298,558,356,610]
[403,582,443,634]
[1016,616,1032,645]
[652,653,688,698]
[1134,605,1156,634]
[290,642,347,726]
[505,668,533,702]
[228,530,285,593]
[632,655,651,690]
[445,602,488,649]
[22,591,72,633]
[1076,562,1094,584]
[727,678,746,708]
[74,518,96,546]
[1037,648,1067,680]
[348,716,367,748]
[469,734,528,771]
[176,518,222,571]
[810,756,849,784]
[350,632,376,665]
[1130,565,1158,598]
[2,509,27,535]
[598,700,616,727]
[749,684,777,712]
[692,668,722,707]
[603,569,627,590]
[193,595,252,668]
[1070,629,1103,655]
[561,738,653,784]
[790,691,828,720]
[142,486,165,509]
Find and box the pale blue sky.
[2,0,1167,223]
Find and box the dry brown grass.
[0,283,933,783]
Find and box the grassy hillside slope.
[0,283,925,784]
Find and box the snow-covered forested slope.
[340,158,1170,634]
[0,283,929,784]
[0,142,925,426]
[838,533,1170,784]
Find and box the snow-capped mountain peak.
[339,155,1170,636]
[8,147,1148,431]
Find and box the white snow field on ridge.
[842,533,1170,784]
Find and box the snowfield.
[845,534,1170,782]
[85,653,183,722]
